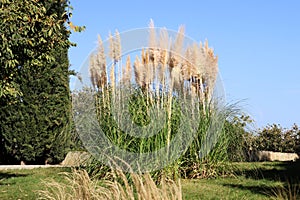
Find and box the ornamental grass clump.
[80,20,245,178]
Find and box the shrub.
[255,124,300,153]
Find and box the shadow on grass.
[0,172,29,185]
[222,183,275,197]
[239,160,300,182]
[227,160,300,198]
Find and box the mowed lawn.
[0,162,299,199]
[0,167,71,199]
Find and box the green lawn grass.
[0,167,71,200]
[0,162,299,199]
[182,178,279,200]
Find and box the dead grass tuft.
[38,168,182,200]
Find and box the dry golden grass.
[38,169,102,200]
[109,30,121,63]
[121,55,132,85]
[89,20,218,106]
[38,168,182,200]
[133,55,144,88]
[90,35,106,90]
[269,180,300,200]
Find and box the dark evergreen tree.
[0,0,75,164]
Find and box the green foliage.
[75,85,249,178]
[256,124,283,152]
[225,115,254,161]
[179,108,253,178]
[0,0,84,98]
[0,0,76,164]
[0,167,71,199]
[255,124,300,153]
[0,49,72,164]
[91,88,181,154]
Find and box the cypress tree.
[0,0,74,164]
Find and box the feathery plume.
[90,22,219,111]
[95,35,107,88]
[108,32,115,61]
[173,25,185,55]
[89,53,97,88]
[109,30,121,63]
[182,47,193,81]
[171,64,183,92]
[134,56,144,88]
[159,28,169,66]
[97,35,106,63]
[110,63,115,90]
[144,52,154,88]
[148,19,156,49]
[144,49,150,65]
[122,55,132,85]
[148,19,159,66]
[157,28,169,85]
[141,48,146,64]
[204,45,218,102]
[114,30,121,61]
[169,25,185,68]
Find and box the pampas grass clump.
[79,20,244,180]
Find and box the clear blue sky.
[68,0,300,129]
